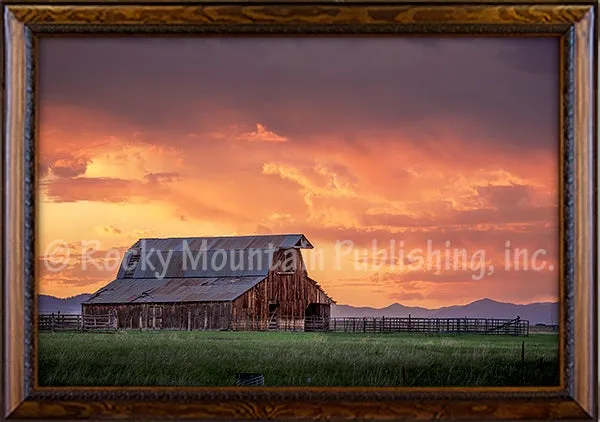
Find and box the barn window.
[276,250,297,272]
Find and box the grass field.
[38,331,559,387]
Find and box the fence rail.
[39,313,116,332]
[328,316,529,336]
[229,316,528,336]
[38,313,529,336]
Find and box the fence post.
[51,313,55,333]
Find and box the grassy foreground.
[38,331,559,387]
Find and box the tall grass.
[38,331,559,387]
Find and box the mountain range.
[38,294,92,315]
[331,299,559,325]
[39,294,558,325]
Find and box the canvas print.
[38,37,560,387]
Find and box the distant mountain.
[332,303,431,319]
[331,298,559,325]
[38,294,91,314]
[38,294,559,325]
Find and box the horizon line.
[39,293,559,309]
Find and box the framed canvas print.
[2,0,597,420]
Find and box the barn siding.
[230,248,331,329]
[266,249,330,316]
[82,302,231,330]
[230,277,268,330]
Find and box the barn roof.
[115,249,276,280]
[84,276,266,304]
[83,234,331,305]
[129,234,313,252]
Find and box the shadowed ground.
[38,331,559,387]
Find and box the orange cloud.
[241,123,289,143]
[37,102,559,308]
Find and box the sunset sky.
[38,37,560,308]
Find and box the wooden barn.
[82,234,334,331]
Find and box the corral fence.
[38,313,529,336]
[38,313,117,333]
[328,316,529,336]
[230,316,328,332]
[228,315,331,332]
[530,324,559,334]
[231,315,528,336]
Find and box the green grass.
[38,331,559,387]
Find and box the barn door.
[150,305,163,329]
[268,302,280,331]
[304,303,326,332]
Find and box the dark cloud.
[39,161,50,178]
[49,156,91,178]
[101,225,122,235]
[39,37,559,154]
[361,205,557,228]
[447,205,557,226]
[496,43,558,75]
[476,184,532,208]
[42,177,138,203]
[144,172,183,185]
[298,224,558,260]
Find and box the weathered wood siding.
[230,248,331,328]
[230,279,269,326]
[82,302,231,330]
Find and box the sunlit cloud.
[37,37,559,308]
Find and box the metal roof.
[128,234,313,252]
[85,234,332,305]
[125,250,275,279]
[83,276,266,304]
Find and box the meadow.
[38,331,559,387]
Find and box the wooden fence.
[39,313,116,332]
[328,316,529,336]
[230,317,308,332]
[530,324,559,333]
[38,313,529,336]
[229,316,528,336]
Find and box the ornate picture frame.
[2,1,597,420]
